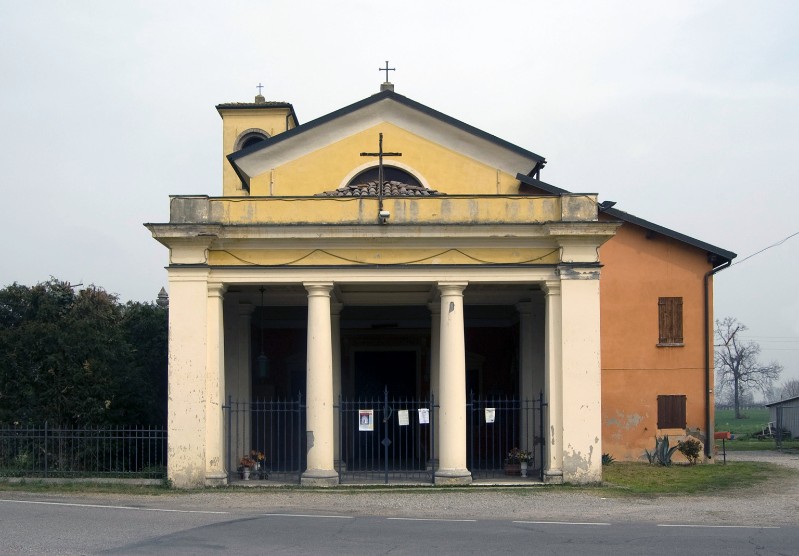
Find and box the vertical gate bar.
[44,421,48,478]
[430,394,435,484]
[539,390,545,482]
[384,387,389,485]
[226,395,231,482]
[297,392,302,484]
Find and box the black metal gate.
[224,394,306,484]
[468,391,546,481]
[338,387,436,484]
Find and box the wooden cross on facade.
[360,132,402,212]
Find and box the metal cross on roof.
[256,83,264,95]
[360,132,402,214]
[379,61,395,83]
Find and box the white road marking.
[0,499,228,514]
[514,521,611,526]
[260,513,354,519]
[658,524,780,529]
[387,517,477,522]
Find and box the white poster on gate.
[418,408,430,424]
[398,410,409,426]
[485,408,496,424]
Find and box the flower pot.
[243,468,250,480]
[520,461,528,478]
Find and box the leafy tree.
[0,279,167,426]
[715,317,782,418]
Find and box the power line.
[733,230,799,266]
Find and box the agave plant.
[644,436,679,466]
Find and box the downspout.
[704,257,732,460]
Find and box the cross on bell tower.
[379,61,395,92]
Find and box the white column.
[517,301,535,453]
[302,282,338,486]
[165,268,208,488]
[205,282,227,486]
[428,302,441,470]
[331,302,344,471]
[435,282,471,484]
[559,268,603,483]
[543,280,564,484]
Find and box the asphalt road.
[0,495,796,555]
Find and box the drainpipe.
[704,257,732,460]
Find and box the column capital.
[207,282,227,298]
[437,281,467,296]
[543,280,561,296]
[303,282,334,296]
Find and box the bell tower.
[216,84,298,195]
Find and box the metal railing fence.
[0,424,166,478]
[224,394,306,484]
[468,392,545,481]
[338,389,436,484]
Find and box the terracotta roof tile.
[315,180,444,197]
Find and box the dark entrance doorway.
[353,350,417,399]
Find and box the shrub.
[677,438,702,465]
[602,453,615,466]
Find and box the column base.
[301,469,339,487]
[543,468,563,484]
[205,472,228,487]
[434,468,472,485]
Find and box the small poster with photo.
[359,409,374,431]
[485,408,496,424]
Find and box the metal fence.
[338,389,436,484]
[0,424,166,478]
[468,392,545,481]
[776,405,799,448]
[224,395,306,484]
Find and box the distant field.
[714,407,799,451]
[715,408,770,437]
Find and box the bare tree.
[780,379,799,400]
[715,317,783,419]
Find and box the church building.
[146,79,735,488]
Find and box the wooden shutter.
[657,395,687,428]
[658,297,683,344]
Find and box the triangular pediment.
[228,90,546,195]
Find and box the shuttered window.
[658,297,683,345]
[657,395,687,429]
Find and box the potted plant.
[240,455,256,480]
[250,450,266,479]
[505,447,532,476]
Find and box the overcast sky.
[1,1,797,385]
